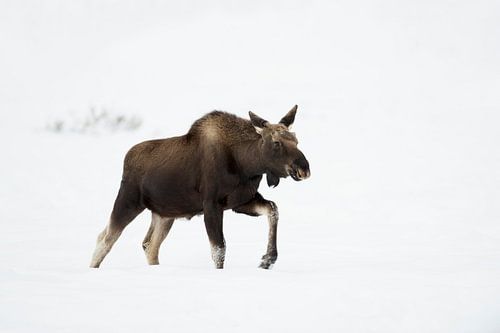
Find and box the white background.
[1,1,499,332]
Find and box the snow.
[1,1,500,332]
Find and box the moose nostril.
[298,168,310,179]
[293,155,310,179]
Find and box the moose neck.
[233,138,268,178]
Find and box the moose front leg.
[260,200,279,269]
[233,193,279,269]
[203,200,226,269]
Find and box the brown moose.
[90,105,310,269]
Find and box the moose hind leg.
[89,212,142,268]
[233,193,279,269]
[90,184,144,268]
[90,223,123,268]
[143,213,174,265]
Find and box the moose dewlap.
[90,105,310,269]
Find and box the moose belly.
[141,170,261,217]
[141,171,203,219]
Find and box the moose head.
[249,105,311,187]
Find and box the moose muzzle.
[288,154,310,181]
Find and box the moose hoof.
[259,254,277,269]
[147,259,160,265]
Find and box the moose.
[90,105,310,269]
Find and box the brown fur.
[90,106,310,269]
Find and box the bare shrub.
[46,106,142,134]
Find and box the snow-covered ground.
[1,1,500,332]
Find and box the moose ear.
[249,111,269,134]
[279,105,298,129]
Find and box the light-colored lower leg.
[143,213,174,265]
[259,201,279,269]
[89,226,122,268]
[142,223,155,251]
[210,241,226,269]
